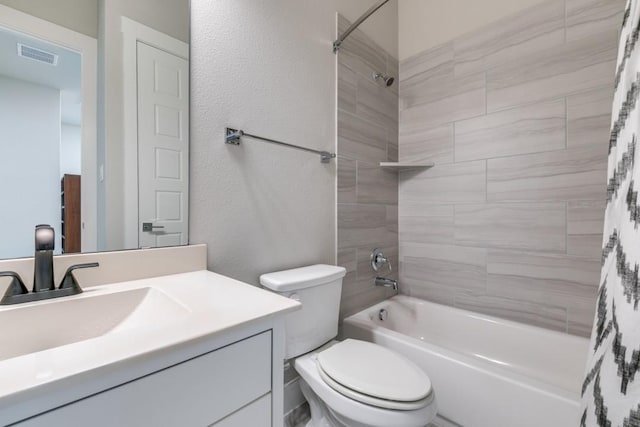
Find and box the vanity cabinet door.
[212,393,271,427]
[17,331,272,427]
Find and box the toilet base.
[300,378,368,427]
[299,379,433,427]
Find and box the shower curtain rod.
[333,0,390,53]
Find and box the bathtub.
[342,295,590,427]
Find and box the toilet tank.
[260,264,346,359]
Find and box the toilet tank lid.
[260,264,346,292]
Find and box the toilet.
[260,264,437,427]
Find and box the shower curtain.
[581,0,640,425]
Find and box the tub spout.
[375,276,398,291]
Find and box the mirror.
[0,0,190,259]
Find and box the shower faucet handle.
[371,248,392,272]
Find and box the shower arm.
[333,0,390,53]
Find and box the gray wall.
[337,15,399,319]
[189,4,398,420]
[398,0,624,336]
[189,0,399,290]
[0,0,98,38]
[190,0,339,286]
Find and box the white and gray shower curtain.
[581,1,640,425]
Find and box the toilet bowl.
[259,264,437,427]
[294,340,437,427]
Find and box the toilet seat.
[294,342,437,427]
[316,339,432,411]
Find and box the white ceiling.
[0,25,81,125]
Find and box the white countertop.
[0,270,300,425]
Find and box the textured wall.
[398,0,625,336]
[190,0,334,286]
[190,1,398,288]
[337,15,399,320]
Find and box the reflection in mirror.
[0,27,81,258]
[0,1,189,260]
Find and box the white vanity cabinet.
[16,331,274,427]
[0,267,299,427]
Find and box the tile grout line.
[565,201,569,255]
[459,144,571,164]
[485,159,488,203]
[452,121,457,164]
[354,247,359,285]
[563,0,568,43]
[481,93,572,116]
[565,97,569,149]
[355,159,359,202]
[484,71,488,116]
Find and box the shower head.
[373,72,395,87]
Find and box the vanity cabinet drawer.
[212,393,271,427]
[18,331,272,427]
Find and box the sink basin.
[0,287,189,362]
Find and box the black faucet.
[0,225,99,305]
[33,224,55,293]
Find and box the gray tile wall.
[398,0,624,336]
[337,15,398,320]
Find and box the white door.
[137,41,189,248]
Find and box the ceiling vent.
[17,43,59,66]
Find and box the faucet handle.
[371,248,387,272]
[0,271,28,303]
[59,262,99,292]
[371,248,393,273]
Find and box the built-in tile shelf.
[379,162,434,171]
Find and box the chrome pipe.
[333,0,391,53]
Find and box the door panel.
[137,41,189,248]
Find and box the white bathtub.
[342,295,590,427]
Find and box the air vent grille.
[17,43,58,66]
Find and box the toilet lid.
[317,364,432,410]
[317,339,432,404]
